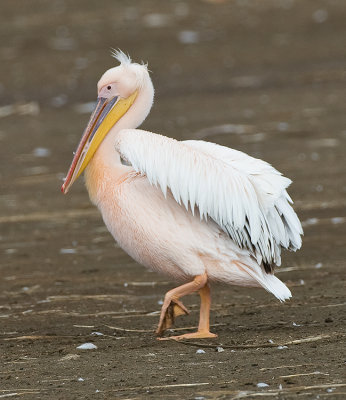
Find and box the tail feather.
[259,273,292,302]
[238,262,292,302]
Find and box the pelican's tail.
[233,262,292,302]
[258,273,292,302]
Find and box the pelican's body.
[62,52,303,340]
[86,157,261,285]
[85,133,294,293]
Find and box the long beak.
[61,91,137,194]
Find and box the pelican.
[62,51,303,340]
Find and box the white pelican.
[62,51,303,340]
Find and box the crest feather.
[111,49,132,65]
[110,49,150,88]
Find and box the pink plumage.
[63,51,303,340]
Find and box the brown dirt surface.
[1,1,345,399]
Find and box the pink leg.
[156,272,217,340]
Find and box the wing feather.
[115,130,303,269]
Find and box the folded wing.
[115,129,303,271]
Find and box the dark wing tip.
[263,261,275,274]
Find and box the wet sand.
[0,1,345,398]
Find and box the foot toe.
[156,299,189,336]
[158,331,218,341]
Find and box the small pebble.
[302,217,319,227]
[277,345,288,350]
[76,343,97,350]
[60,248,77,254]
[216,346,224,352]
[196,349,206,354]
[331,217,345,224]
[277,122,289,132]
[314,262,323,269]
[78,377,84,381]
[5,249,17,255]
[143,13,171,28]
[178,30,199,44]
[315,184,324,192]
[268,339,274,344]
[257,382,269,388]
[33,147,51,158]
[91,332,104,336]
[51,94,68,108]
[310,152,320,161]
[313,9,328,23]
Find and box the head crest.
[111,49,132,66]
[109,49,150,88]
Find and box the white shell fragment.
[76,342,97,350]
[257,382,269,388]
[216,346,224,352]
[196,349,206,354]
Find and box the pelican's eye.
[98,83,117,99]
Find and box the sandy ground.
[1,0,346,398]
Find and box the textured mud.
[1,1,346,399]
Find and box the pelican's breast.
[88,167,207,280]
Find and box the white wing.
[115,129,303,270]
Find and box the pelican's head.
[61,50,153,194]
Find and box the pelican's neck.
[85,80,154,201]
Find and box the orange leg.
[156,272,217,340]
